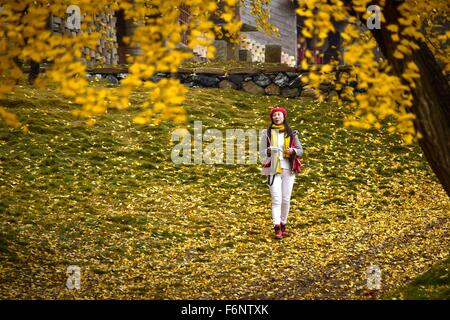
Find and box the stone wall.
[88,66,355,101]
[50,9,118,68]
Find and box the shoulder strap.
[267,128,276,186]
[268,174,275,186]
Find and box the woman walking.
[260,107,303,239]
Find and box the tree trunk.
[369,0,450,196]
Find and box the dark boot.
[274,224,282,240]
[280,223,289,237]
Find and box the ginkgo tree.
[0,0,449,196]
[295,0,449,196]
[0,0,245,128]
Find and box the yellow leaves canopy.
[295,0,449,144]
[1,0,449,146]
[0,0,241,128]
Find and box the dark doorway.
[115,10,127,64]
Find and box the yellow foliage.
[0,0,240,129]
[294,0,450,143]
[1,0,449,146]
[387,24,399,33]
[86,118,97,126]
[0,106,21,128]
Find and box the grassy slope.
[385,256,449,300]
[0,83,449,299]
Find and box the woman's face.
[272,111,284,125]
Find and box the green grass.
[385,256,450,300]
[0,83,449,299]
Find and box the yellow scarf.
[270,124,291,174]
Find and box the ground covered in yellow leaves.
[0,83,448,299]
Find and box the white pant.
[269,169,296,225]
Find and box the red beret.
[270,107,287,119]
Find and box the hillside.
[0,83,448,299]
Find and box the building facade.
[51,2,301,68]
[239,0,298,66]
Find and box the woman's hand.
[284,148,294,156]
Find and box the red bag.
[292,156,301,173]
[290,132,301,174]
